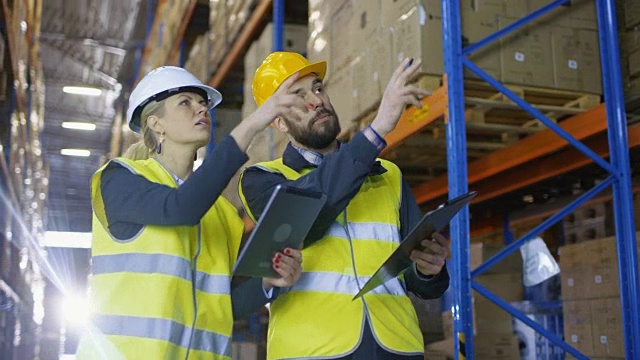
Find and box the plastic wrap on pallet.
[512,300,564,360]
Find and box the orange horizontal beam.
[167,0,198,66]
[469,183,640,238]
[471,124,640,204]
[209,0,272,88]
[382,81,448,152]
[413,104,608,204]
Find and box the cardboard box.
[461,2,503,80]
[622,0,640,29]
[325,64,358,136]
[469,242,523,274]
[551,27,602,94]
[587,265,621,299]
[563,300,595,356]
[350,0,381,55]
[628,48,640,79]
[352,34,390,116]
[563,222,607,245]
[423,350,448,360]
[380,0,420,29]
[500,24,554,88]
[561,266,589,300]
[426,333,520,360]
[528,0,597,30]
[307,31,330,69]
[390,2,444,76]
[590,298,624,358]
[442,272,522,337]
[257,23,308,60]
[329,0,356,74]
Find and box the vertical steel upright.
[441,0,473,358]
[441,0,640,358]
[270,0,284,161]
[596,0,640,358]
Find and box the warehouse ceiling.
[40,0,147,232]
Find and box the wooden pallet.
[349,74,603,184]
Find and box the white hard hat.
[126,66,222,133]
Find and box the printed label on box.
[515,52,525,62]
[600,336,608,344]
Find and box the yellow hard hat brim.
[293,60,327,83]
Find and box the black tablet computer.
[353,191,477,299]
[233,184,327,278]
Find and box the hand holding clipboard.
[353,191,477,299]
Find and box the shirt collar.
[290,142,339,166]
[282,141,386,176]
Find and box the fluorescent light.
[60,149,91,157]
[63,86,102,96]
[62,122,96,131]
[43,231,92,248]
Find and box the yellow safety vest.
[78,158,243,359]
[239,158,423,359]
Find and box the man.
[239,52,450,359]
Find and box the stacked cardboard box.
[618,0,640,109]
[141,0,192,74]
[307,0,602,133]
[427,243,523,359]
[184,33,210,82]
[207,0,256,76]
[562,203,607,245]
[559,233,640,359]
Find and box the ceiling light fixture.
[62,86,102,96]
[60,149,91,157]
[62,122,96,131]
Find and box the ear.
[273,117,289,133]
[146,115,164,134]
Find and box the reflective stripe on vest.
[94,314,232,357]
[325,221,400,243]
[92,253,230,295]
[288,271,407,296]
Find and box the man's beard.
[284,108,341,150]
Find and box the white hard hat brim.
[128,84,222,134]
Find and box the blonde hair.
[123,99,166,160]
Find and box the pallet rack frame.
[442,0,639,358]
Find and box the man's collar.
[281,142,387,176]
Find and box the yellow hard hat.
[252,52,327,106]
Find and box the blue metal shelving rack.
[442,0,640,359]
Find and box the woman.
[78,66,303,359]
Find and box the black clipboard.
[233,184,327,278]
[353,191,477,299]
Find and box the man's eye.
[314,87,323,94]
[199,100,208,107]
